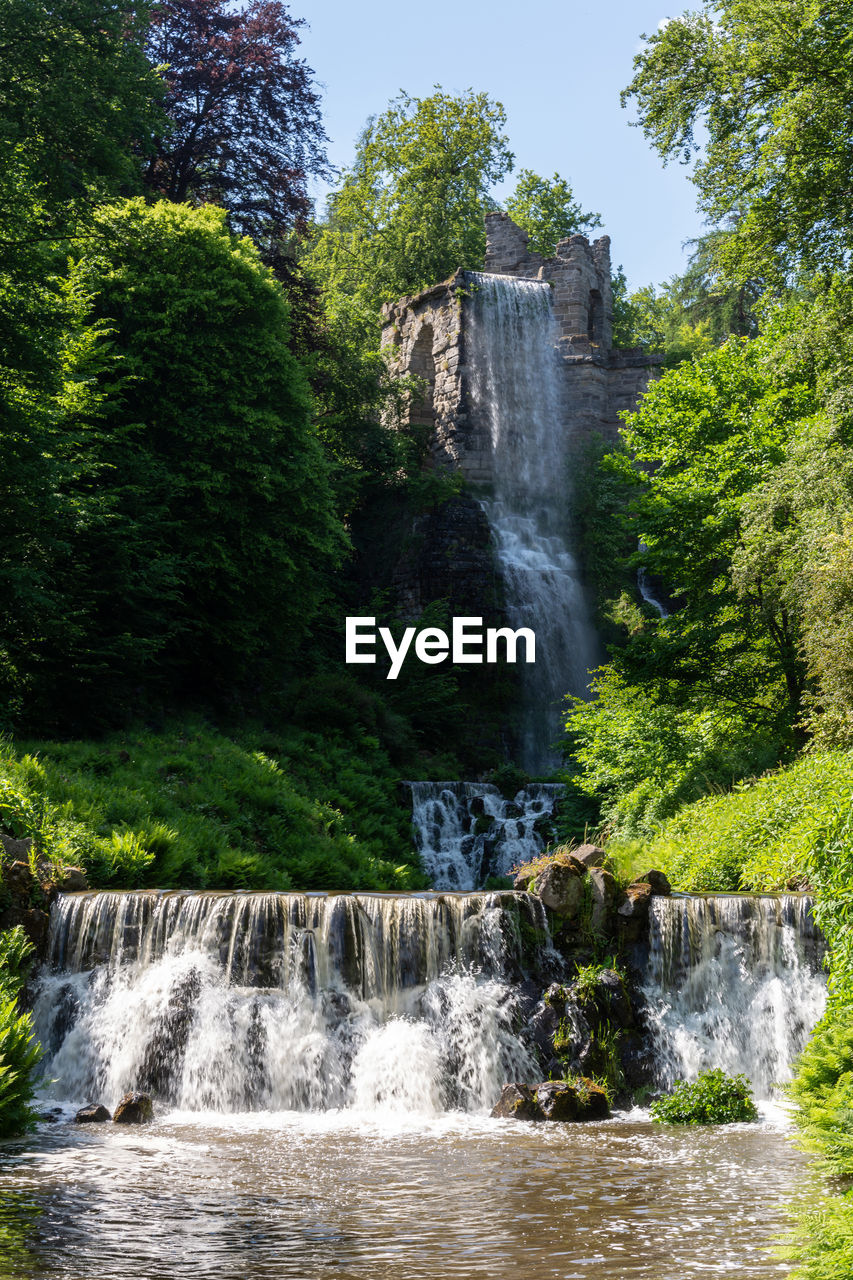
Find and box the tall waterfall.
[642,894,827,1099]
[407,780,564,890]
[33,891,545,1115]
[466,272,599,773]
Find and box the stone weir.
[33,890,557,1114]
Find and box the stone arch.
[588,289,604,345]
[408,323,436,430]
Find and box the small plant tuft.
[650,1067,759,1125]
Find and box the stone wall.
[380,212,661,485]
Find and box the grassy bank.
[0,722,425,892]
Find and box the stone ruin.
[380,211,660,483]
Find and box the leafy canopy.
[306,87,514,317]
[143,0,328,246]
[622,0,853,283]
[504,170,600,259]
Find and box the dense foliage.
[0,725,423,892]
[0,929,41,1139]
[650,1068,758,1125]
[504,170,600,258]
[623,0,853,284]
[306,87,514,321]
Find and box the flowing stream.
[466,273,599,773]
[0,889,827,1278]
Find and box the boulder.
[491,1083,540,1120]
[617,881,653,942]
[0,836,33,863]
[535,1080,579,1121]
[579,968,634,1030]
[513,868,535,891]
[56,867,90,894]
[572,843,606,868]
[588,866,619,931]
[75,1104,111,1124]
[635,869,672,897]
[113,1092,154,1125]
[1,859,34,899]
[533,858,586,917]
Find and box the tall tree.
[143,0,328,246]
[622,0,853,283]
[504,169,600,258]
[306,87,514,317]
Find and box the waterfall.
[407,780,564,890]
[466,271,599,774]
[32,891,546,1115]
[641,894,827,1099]
[637,540,669,618]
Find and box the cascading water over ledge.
[640,893,827,1099]
[406,780,564,890]
[33,890,551,1116]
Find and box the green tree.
[614,233,762,361]
[18,199,347,727]
[622,0,853,283]
[504,169,600,258]
[306,87,514,317]
[566,326,818,833]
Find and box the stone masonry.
[380,212,661,483]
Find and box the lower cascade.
[642,894,827,1098]
[32,887,827,1117]
[33,890,547,1114]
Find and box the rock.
[513,868,535,891]
[0,836,33,863]
[1,859,34,899]
[113,1092,154,1125]
[492,1077,610,1123]
[617,881,653,942]
[618,881,652,916]
[491,1083,541,1120]
[533,858,586,917]
[543,982,569,1010]
[584,969,634,1030]
[635,869,672,896]
[572,843,606,868]
[75,1104,111,1124]
[535,1080,579,1121]
[588,866,619,931]
[573,1078,610,1120]
[56,867,89,893]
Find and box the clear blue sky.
[298,0,705,290]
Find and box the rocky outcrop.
[533,857,586,915]
[113,1092,154,1124]
[491,1077,609,1122]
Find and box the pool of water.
[0,1106,812,1280]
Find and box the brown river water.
[0,1106,812,1280]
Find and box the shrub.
[650,1068,758,1125]
[0,928,42,1138]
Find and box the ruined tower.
[380,211,660,482]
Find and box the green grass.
[0,721,426,892]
